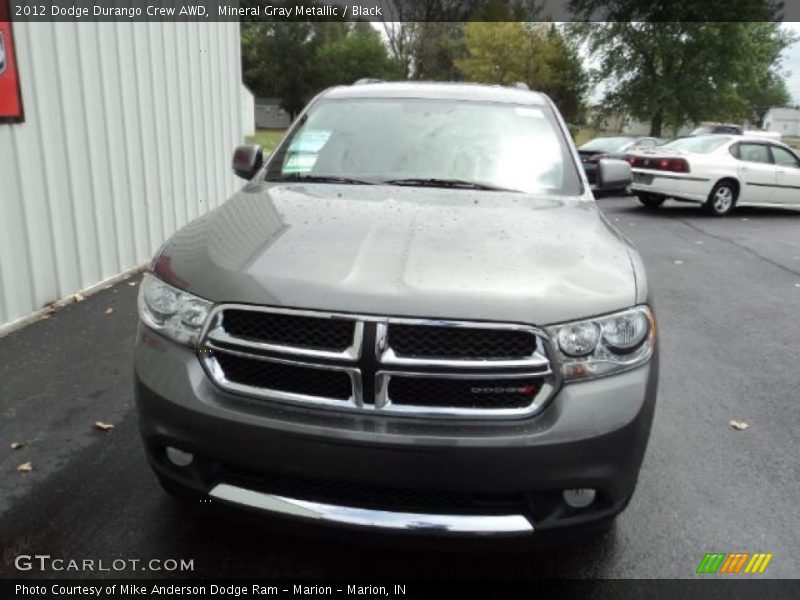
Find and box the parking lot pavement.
[1,196,799,579]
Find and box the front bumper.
[134,327,658,537]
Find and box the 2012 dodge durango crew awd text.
[134,82,658,539]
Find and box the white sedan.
[627,135,800,216]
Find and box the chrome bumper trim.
[209,483,535,536]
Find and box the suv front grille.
[387,324,537,360]
[222,310,355,352]
[200,306,557,419]
[386,375,542,410]
[215,353,353,401]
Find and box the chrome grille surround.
[200,305,560,419]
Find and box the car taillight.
[657,158,690,173]
[628,155,689,173]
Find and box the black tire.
[637,193,665,209]
[704,180,738,216]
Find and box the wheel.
[637,193,665,209]
[705,181,737,216]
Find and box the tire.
[705,181,738,216]
[637,193,665,209]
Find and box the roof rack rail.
[512,82,530,90]
[353,78,385,85]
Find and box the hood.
[158,184,637,325]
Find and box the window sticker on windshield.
[515,107,543,118]
[288,129,331,154]
[283,154,318,174]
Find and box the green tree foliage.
[315,27,402,89]
[241,5,399,118]
[456,22,588,122]
[568,1,795,135]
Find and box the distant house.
[763,107,800,137]
[586,108,692,137]
[255,98,292,129]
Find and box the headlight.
[547,306,655,381]
[137,273,213,346]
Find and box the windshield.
[264,98,581,195]
[579,137,634,153]
[660,135,732,153]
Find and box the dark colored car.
[134,82,657,541]
[578,136,661,188]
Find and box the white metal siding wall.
[241,84,256,137]
[0,21,243,328]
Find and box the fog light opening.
[563,488,596,509]
[165,446,194,467]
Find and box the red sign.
[0,0,24,123]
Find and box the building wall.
[0,22,243,329]
[764,117,800,136]
[241,84,256,138]
[255,99,292,129]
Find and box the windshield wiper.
[381,178,517,192]
[266,174,375,185]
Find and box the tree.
[315,27,401,89]
[456,22,588,122]
[241,8,398,118]
[242,21,324,118]
[568,2,795,135]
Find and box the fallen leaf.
[730,420,749,431]
[17,462,33,473]
[10,442,24,450]
[74,293,85,302]
[105,308,114,314]
[94,421,115,432]
[674,260,684,265]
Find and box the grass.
[785,136,800,151]
[573,127,625,146]
[246,129,286,152]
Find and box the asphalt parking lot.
[1,196,799,579]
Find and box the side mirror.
[596,158,632,190]
[232,145,265,180]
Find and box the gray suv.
[134,82,658,539]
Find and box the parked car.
[134,82,658,541]
[578,136,661,188]
[628,134,800,215]
[690,124,743,136]
[690,123,782,142]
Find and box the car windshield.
[264,97,581,195]
[579,137,634,152]
[660,135,732,153]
